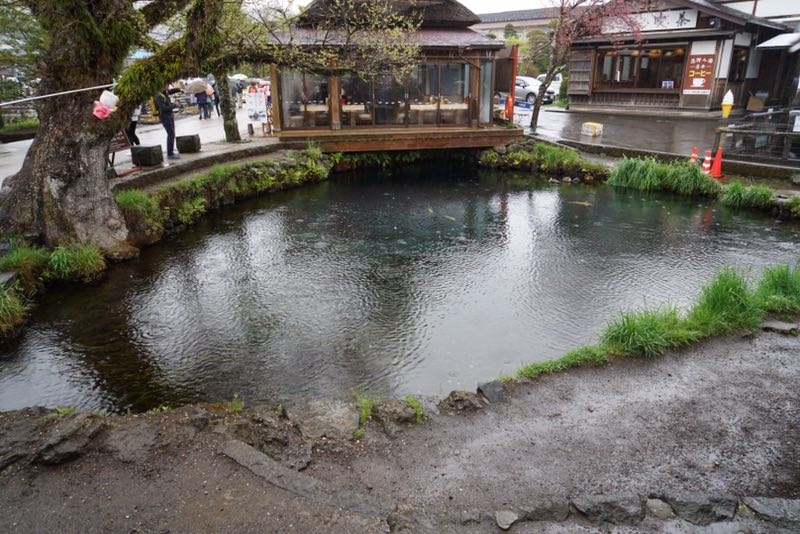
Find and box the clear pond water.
[1,161,798,413]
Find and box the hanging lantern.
[606,50,618,57]
[674,48,685,57]
[648,49,662,58]
[631,50,641,57]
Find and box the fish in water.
[443,215,456,221]
[567,201,592,207]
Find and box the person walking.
[125,104,142,145]
[154,84,180,160]
[195,89,209,120]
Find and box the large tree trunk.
[215,75,242,142]
[0,94,129,251]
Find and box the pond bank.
[1,327,798,532]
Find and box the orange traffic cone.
[709,147,723,179]
[701,150,712,174]
[689,146,699,164]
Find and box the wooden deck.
[278,125,523,153]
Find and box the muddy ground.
[1,329,798,533]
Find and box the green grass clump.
[403,395,425,424]
[44,406,76,419]
[0,244,49,289]
[354,392,377,425]
[177,197,206,225]
[223,394,245,413]
[687,267,762,336]
[517,345,608,379]
[601,306,700,358]
[662,161,721,197]
[607,156,662,192]
[45,244,106,282]
[787,196,800,218]
[721,181,774,210]
[755,263,800,313]
[0,117,38,132]
[0,285,27,332]
[115,188,151,211]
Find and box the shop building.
[567,0,796,113]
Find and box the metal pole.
[0,83,113,107]
[714,127,722,150]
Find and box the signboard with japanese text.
[682,54,715,95]
[605,9,697,33]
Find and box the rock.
[521,496,570,522]
[493,145,507,155]
[439,390,486,413]
[103,420,157,463]
[387,503,434,532]
[495,509,518,530]
[374,400,419,437]
[0,270,17,289]
[646,498,675,520]
[761,320,798,334]
[285,399,358,441]
[742,496,800,530]
[175,405,211,430]
[374,400,418,426]
[176,134,201,153]
[130,145,163,167]
[36,412,107,465]
[477,380,508,403]
[449,509,481,524]
[572,492,644,524]
[659,491,737,525]
[792,173,800,186]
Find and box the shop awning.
[756,33,800,53]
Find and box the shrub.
[601,305,699,358]
[687,267,762,336]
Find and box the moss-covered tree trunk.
[0,0,214,254]
[215,75,242,142]
[2,92,129,250]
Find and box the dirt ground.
[1,329,798,533]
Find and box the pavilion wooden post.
[270,66,282,132]
[329,74,341,130]
[469,52,481,128]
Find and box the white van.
[537,73,564,96]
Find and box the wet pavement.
[0,106,277,181]
[535,107,730,158]
[0,107,764,180]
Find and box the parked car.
[537,73,564,97]
[494,76,555,105]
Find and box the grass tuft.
[0,285,27,332]
[601,305,700,358]
[687,267,762,336]
[354,391,378,425]
[755,263,800,313]
[45,244,106,282]
[403,395,425,423]
[517,345,608,379]
[223,394,245,413]
[721,181,774,210]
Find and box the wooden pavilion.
[270,0,522,152]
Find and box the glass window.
[480,60,493,124]
[594,47,685,90]
[279,69,328,129]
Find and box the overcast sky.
[461,0,550,15]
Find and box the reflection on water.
[1,161,798,413]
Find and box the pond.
[1,160,798,413]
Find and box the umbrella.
[229,73,248,81]
[184,79,209,94]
